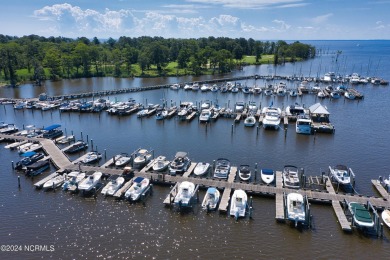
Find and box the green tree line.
[0,34,315,86]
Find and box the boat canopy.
[175,151,187,158]
[21,151,36,157]
[133,176,144,183]
[262,169,274,175]
[207,187,217,193]
[43,124,61,131]
[309,103,330,115]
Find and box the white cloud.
[185,0,307,9]
[272,19,291,31]
[311,13,333,24]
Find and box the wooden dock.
[371,179,389,200]
[325,177,352,232]
[218,188,232,213]
[163,182,179,205]
[113,178,134,198]
[275,171,285,221]
[33,172,59,188]
[182,162,197,178]
[186,111,197,121]
[234,114,241,123]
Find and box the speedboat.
[344,90,356,100]
[381,209,390,228]
[348,202,375,228]
[282,165,300,189]
[15,151,44,170]
[155,110,168,120]
[193,162,210,176]
[115,154,131,167]
[25,160,50,176]
[56,135,75,144]
[330,91,341,99]
[78,171,102,192]
[170,83,180,90]
[199,109,212,123]
[213,158,231,179]
[260,168,275,185]
[244,115,256,127]
[202,187,220,211]
[125,176,151,201]
[82,151,102,164]
[64,141,88,154]
[286,193,306,227]
[230,189,248,219]
[174,181,196,207]
[152,155,170,172]
[285,104,305,118]
[235,102,245,113]
[43,175,65,191]
[238,165,251,181]
[275,82,287,96]
[101,176,125,196]
[329,165,354,186]
[262,106,281,130]
[169,152,191,175]
[133,149,153,169]
[296,114,312,135]
[62,171,85,191]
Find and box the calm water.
[1,40,390,259]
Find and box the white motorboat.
[235,102,245,113]
[329,165,354,186]
[238,165,251,181]
[317,90,326,98]
[229,189,248,219]
[244,115,256,127]
[213,158,231,179]
[82,151,102,164]
[262,106,281,130]
[202,187,220,211]
[193,162,210,176]
[296,114,312,135]
[282,165,300,189]
[169,152,191,175]
[183,84,192,90]
[152,155,170,172]
[174,181,196,207]
[286,193,306,227]
[330,91,341,99]
[260,168,275,184]
[192,83,199,91]
[101,176,125,196]
[42,175,65,190]
[17,142,33,154]
[275,82,287,96]
[264,88,273,96]
[344,90,356,100]
[62,171,85,191]
[115,154,131,167]
[285,104,305,118]
[348,202,375,228]
[170,83,180,90]
[133,149,153,169]
[381,209,390,229]
[199,109,212,122]
[56,135,75,144]
[155,110,168,120]
[201,84,210,92]
[125,176,151,201]
[78,171,102,192]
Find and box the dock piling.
[18,176,20,189]
[11,161,14,170]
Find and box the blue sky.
[1,0,390,40]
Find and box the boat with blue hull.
[15,151,44,170]
[25,160,50,176]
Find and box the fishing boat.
[62,171,85,191]
[282,165,300,189]
[133,149,153,169]
[238,165,251,181]
[213,158,231,179]
[193,162,210,176]
[101,176,125,196]
[56,135,75,144]
[244,114,256,127]
[260,168,275,185]
[25,160,50,176]
[81,151,102,164]
[381,209,390,228]
[296,114,312,135]
[174,181,196,208]
[155,109,168,120]
[199,109,212,122]
[78,171,102,192]
[262,106,281,130]
[169,152,191,175]
[0,123,19,134]
[115,154,131,167]
[15,151,44,170]
[202,187,220,211]
[230,189,248,219]
[64,141,88,154]
[286,193,306,227]
[348,202,375,228]
[43,175,65,191]
[152,155,170,172]
[328,165,354,186]
[125,176,150,201]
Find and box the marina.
[1,40,390,259]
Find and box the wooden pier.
[113,178,134,198]
[371,179,389,200]
[275,171,285,221]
